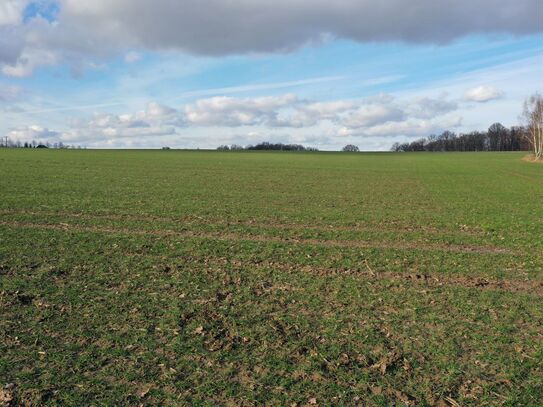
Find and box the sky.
[1,0,542,150]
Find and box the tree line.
[217,142,319,151]
[390,123,531,153]
[0,138,84,149]
[391,93,543,159]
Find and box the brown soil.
[0,209,487,237]
[0,220,513,255]
[522,154,543,164]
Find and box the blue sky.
[1,0,542,149]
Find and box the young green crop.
[1,150,542,405]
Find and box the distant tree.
[487,123,509,151]
[342,144,360,152]
[228,142,318,151]
[24,142,29,148]
[247,142,313,151]
[511,126,529,151]
[410,138,426,151]
[522,93,543,159]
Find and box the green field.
[1,150,542,406]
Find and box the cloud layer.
[6,92,466,146]
[1,0,543,75]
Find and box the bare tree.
[522,93,543,159]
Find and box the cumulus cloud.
[406,96,458,119]
[60,102,181,142]
[8,101,183,146]
[15,92,460,145]
[339,116,463,138]
[2,0,543,75]
[184,94,298,127]
[180,92,458,132]
[343,104,405,128]
[273,100,357,127]
[7,124,59,140]
[339,94,458,136]
[464,85,504,102]
[1,48,57,77]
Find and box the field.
[1,149,542,406]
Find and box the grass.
[1,149,542,406]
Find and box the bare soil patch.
[522,154,543,164]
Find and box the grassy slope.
[0,150,542,406]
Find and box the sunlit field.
[1,149,542,405]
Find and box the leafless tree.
[522,93,543,159]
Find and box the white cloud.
[339,116,463,138]
[1,49,57,77]
[0,0,27,26]
[406,96,458,119]
[180,92,459,132]
[57,101,182,142]
[339,94,457,132]
[14,92,462,146]
[62,125,174,142]
[343,104,405,128]
[273,100,356,127]
[144,101,176,117]
[184,94,298,127]
[0,30,59,78]
[464,85,504,102]
[7,124,59,140]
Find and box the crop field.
[1,149,542,406]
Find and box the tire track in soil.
[0,220,514,255]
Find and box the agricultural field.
[1,149,542,406]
